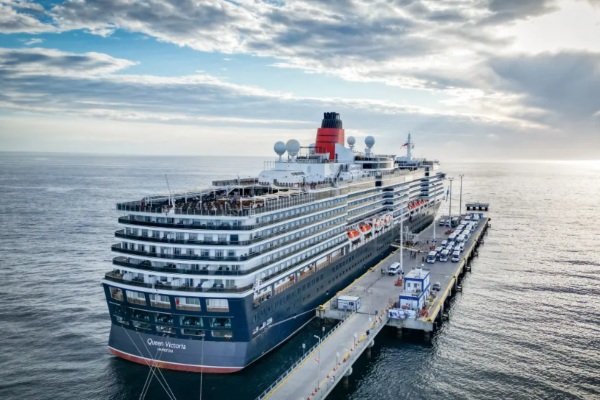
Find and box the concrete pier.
[257,216,490,400]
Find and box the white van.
[426,251,437,264]
[451,250,460,262]
[439,219,446,226]
[441,239,448,247]
[448,233,457,242]
[456,234,466,243]
[440,249,450,262]
[458,243,465,253]
[387,262,401,275]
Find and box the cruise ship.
[102,112,445,373]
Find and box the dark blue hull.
[103,207,438,372]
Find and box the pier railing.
[256,312,356,400]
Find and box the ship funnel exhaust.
[315,112,345,160]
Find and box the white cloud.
[23,37,43,45]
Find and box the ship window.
[110,287,124,301]
[132,309,150,321]
[183,328,206,337]
[176,297,201,311]
[181,316,203,327]
[132,321,151,330]
[206,298,229,312]
[156,326,174,334]
[156,313,173,324]
[211,330,233,339]
[126,290,146,306]
[150,294,171,309]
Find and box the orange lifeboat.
[359,223,372,235]
[384,215,393,226]
[347,229,361,242]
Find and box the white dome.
[347,136,356,146]
[365,136,375,148]
[274,141,286,156]
[286,139,301,156]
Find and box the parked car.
[451,250,460,262]
[440,249,450,262]
[387,262,401,275]
[426,251,437,264]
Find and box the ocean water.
[0,153,599,400]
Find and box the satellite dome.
[365,136,375,148]
[274,141,286,156]
[286,139,301,157]
[347,136,356,146]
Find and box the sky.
[0,0,599,160]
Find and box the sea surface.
[0,153,599,400]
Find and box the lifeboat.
[359,223,372,235]
[374,218,383,232]
[347,229,361,242]
[384,214,393,226]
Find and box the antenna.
[165,174,173,207]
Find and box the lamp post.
[314,334,321,392]
[447,177,454,226]
[459,174,464,220]
[200,331,205,400]
[399,204,404,271]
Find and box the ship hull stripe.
[108,347,242,373]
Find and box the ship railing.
[104,271,255,293]
[111,228,345,267]
[116,191,323,217]
[114,209,346,245]
[117,202,345,231]
[112,236,346,283]
[255,311,356,400]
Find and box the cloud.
[0,46,542,159]
[0,47,136,76]
[487,51,600,132]
[23,37,43,45]
[0,0,54,33]
[1,1,599,158]
[482,0,559,24]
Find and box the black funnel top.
[321,112,343,129]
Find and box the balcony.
[108,239,347,295]
[112,230,346,278]
[117,201,345,232]
[104,270,253,293]
[115,209,346,247]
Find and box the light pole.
[314,334,321,392]
[399,203,404,271]
[459,174,464,220]
[447,177,454,226]
[200,331,205,400]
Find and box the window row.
[256,197,345,225]
[109,288,229,312]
